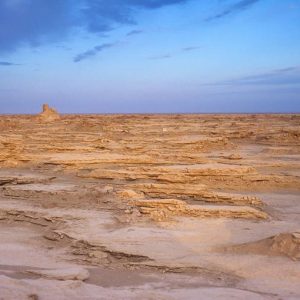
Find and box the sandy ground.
[0,113,299,299]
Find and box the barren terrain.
[0,112,299,299]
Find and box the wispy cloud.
[148,44,202,60]
[211,67,300,86]
[126,29,143,36]
[182,46,201,52]
[55,45,72,51]
[206,0,261,21]
[0,61,19,66]
[73,43,117,63]
[148,54,172,60]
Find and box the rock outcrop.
[38,104,60,122]
[129,199,268,221]
[126,183,263,206]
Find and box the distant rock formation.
[38,104,60,122]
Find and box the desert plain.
[0,107,299,299]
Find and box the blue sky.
[0,0,299,113]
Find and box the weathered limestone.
[117,189,144,200]
[0,113,300,299]
[130,199,268,221]
[127,183,263,206]
[37,104,60,122]
[0,172,54,186]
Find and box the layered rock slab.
[126,183,263,206]
[130,199,268,221]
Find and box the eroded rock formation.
[0,113,299,299]
[38,104,60,122]
[129,199,268,221]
